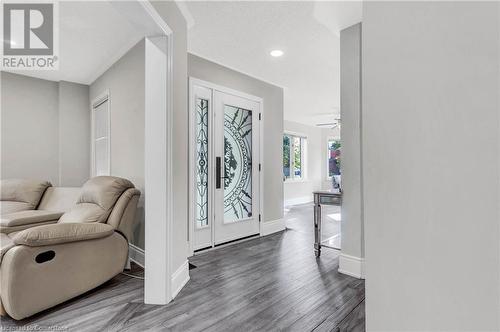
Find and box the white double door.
[191,81,261,250]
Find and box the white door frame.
[113,1,175,305]
[188,77,265,256]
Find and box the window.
[283,133,306,181]
[327,139,341,177]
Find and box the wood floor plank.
[0,204,365,332]
[338,300,366,332]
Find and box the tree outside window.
[283,134,306,181]
[328,139,341,177]
[283,135,291,177]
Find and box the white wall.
[339,23,364,265]
[58,81,90,186]
[188,53,284,224]
[89,39,145,249]
[1,72,89,185]
[363,2,499,330]
[150,0,189,276]
[283,120,336,205]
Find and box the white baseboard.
[129,243,145,268]
[130,244,189,299]
[284,196,313,206]
[171,260,190,298]
[338,253,365,279]
[261,218,286,236]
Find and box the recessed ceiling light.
[270,50,284,57]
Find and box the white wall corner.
[338,253,365,279]
[261,218,286,236]
[284,196,313,207]
[129,243,145,268]
[171,260,190,299]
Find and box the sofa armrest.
[13,223,115,247]
[1,210,63,227]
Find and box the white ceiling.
[185,1,362,126]
[6,1,161,85]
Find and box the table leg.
[314,199,322,257]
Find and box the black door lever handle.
[216,157,222,189]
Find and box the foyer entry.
[189,79,262,252]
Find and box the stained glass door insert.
[223,105,253,223]
[192,84,213,250]
[195,98,209,228]
[214,91,260,245]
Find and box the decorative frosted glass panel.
[195,98,209,228]
[94,138,108,176]
[223,105,252,223]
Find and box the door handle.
[216,156,229,189]
[216,157,222,189]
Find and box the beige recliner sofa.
[0,179,52,215]
[0,176,140,320]
[0,179,81,234]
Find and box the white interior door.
[191,82,260,250]
[213,91,260,245]
[91,94,110,176]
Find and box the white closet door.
[92,96,110,176]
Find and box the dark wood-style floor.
[0,204,365,331]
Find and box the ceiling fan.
[316,118,341,130]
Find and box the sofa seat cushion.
[1,210,63,227]
[13,223,115,247]
[0,201,32,215]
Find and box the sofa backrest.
[38,187,81,212]
[59,176,134,225]
[106,187,140,243]
[0,179,51,214]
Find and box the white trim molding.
[144,35,173,305]
[139,1,173,35]
[175,1,195,29]
[129,244,145,268]
[338,253,365,279]
[171,260,190,299]
[284,196,313,207]
[261,218,286,236]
